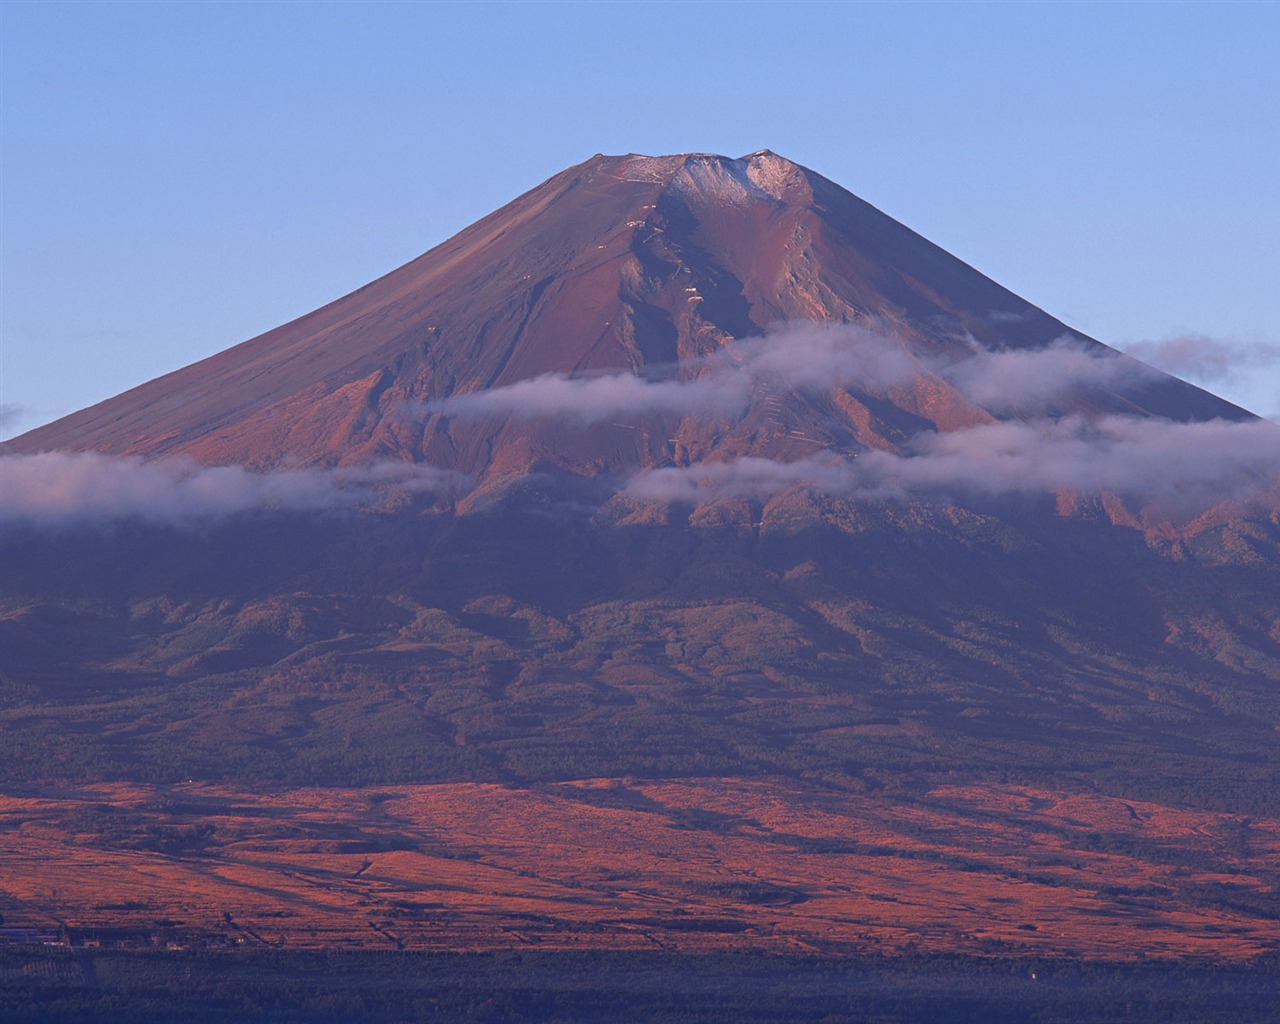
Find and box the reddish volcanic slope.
[4,151,1246,483]
[3,778,1277,959]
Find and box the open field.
[2,777,1276,960]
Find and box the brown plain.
[3,777,1275,960]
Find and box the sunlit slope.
[3,152,1247,483]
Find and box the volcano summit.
[1,154,1279,970]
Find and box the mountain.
[4,152,1247,478]
[1,153,1278,962]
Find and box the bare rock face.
[3,151,1246,492]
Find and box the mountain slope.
[4,152,1248,486]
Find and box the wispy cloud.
[433,371,749,422]
[730,321,920,393]
[0,404,26,437]
[625,415,1280,515]
[418,323,1280,514]
[938,339,1155,412]
[422,322,921,424]
[10,325,1274,527]
[1122,334,1280,383]
[0,453,461,527]
[424,323,1160,424]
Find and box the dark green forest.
[3,947,1279,1024]
[3,503,1279,815]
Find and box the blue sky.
[2,0,1277,440]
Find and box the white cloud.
[625,415,1280,515]
[0,453,461,527]
[937,339,1156,411]
[431,370,750,423]
[1122,334,1280,383]
[422,322,921,424]
[424,323,1163,425]
[10,326,1274,527]
[727,321,920,394]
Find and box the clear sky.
[2,0,1277,441]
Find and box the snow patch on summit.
[614,154,687,183]
[608,151,806,205]
[670,156,761,207]
[745,151,806,201]
[667,152,807,207]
